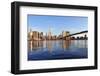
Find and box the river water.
[28,40,88,61]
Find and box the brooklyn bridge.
[61,30,88,40]
[28,30,88,41]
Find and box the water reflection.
[28,40,87,52]
[70,40,87,48]
[28,40,88,60]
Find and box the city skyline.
[27,15,88,61]
[28,15,88,36]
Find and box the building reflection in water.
[46,40,53,52]
[61,40,71,51]
[28,40,88,52]
[28,41,43,51]
[28,40,87,52]
[71,40,87,48]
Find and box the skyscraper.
[28,28,33,41]
[48,26,52,40]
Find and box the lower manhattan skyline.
[27,15,88,61]
[27,15,88,36]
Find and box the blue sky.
[28,15,88,36]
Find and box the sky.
[27,15,88,36]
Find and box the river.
[28,40,88,60]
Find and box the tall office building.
[48,26,52,40]
[28,28,33,40]
[40,32,43,40]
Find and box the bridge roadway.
[62,30,88,39]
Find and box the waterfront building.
[28,29,33,41]
[62,31,70,40]
[28,30,45,41]
[33,31,39,40]
[47,26,52,40]
[57,34,63,40]
[52,35,57,40]
[40,32,43,40]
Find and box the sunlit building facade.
[28,31,44,41]
[62,31,70,40]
